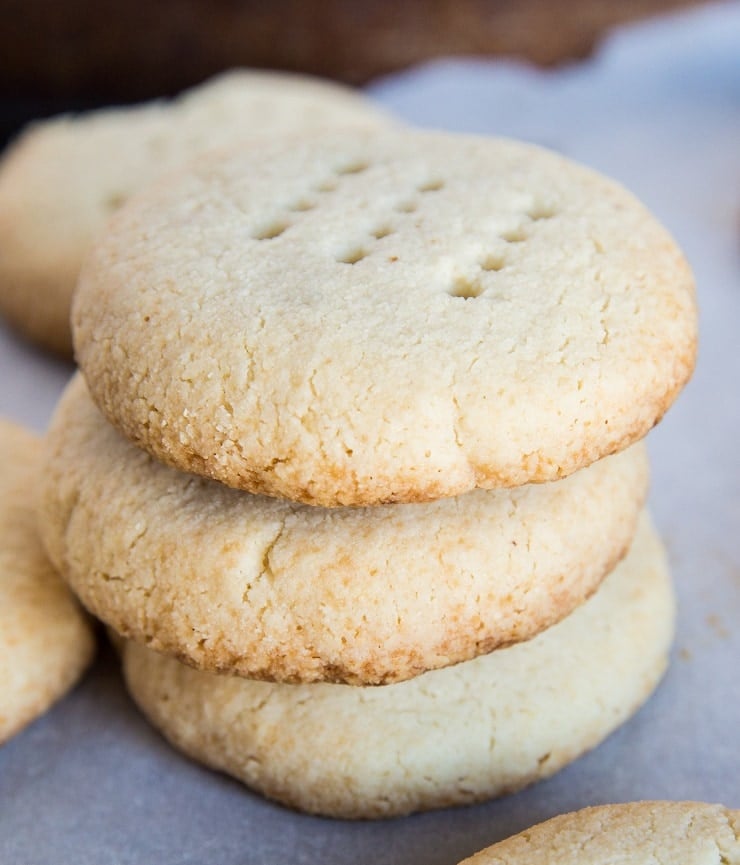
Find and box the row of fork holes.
[339,195,557,273]
[250,166,559,302]
[337,178,445,264]
[252,166,445,253]
[449,205,557,298]
[251,159,373,241]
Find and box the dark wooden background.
[0,0,708,144]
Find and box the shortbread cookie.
[458,801,740,864]
[122,513,673,818]
[0,71,390,356]
[0,420,94,744]
[41,374,648,685]
[73,128,696,506]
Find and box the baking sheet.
[1,3,739,862]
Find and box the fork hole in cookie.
[480,253,506,272]
[103,191,128,211]
[527,202,557,221]
[337,247,368,265]
[289,199,316,212]
[448,277,484,299]
[395,200,418,213]
[253,220,290,240]
[336,159,370,176]
[371,225,395,240]
[316,179,338,193]
[501,226,528,243]
[417,179,445,193]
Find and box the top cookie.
[0,70,390,356]
[74,129,696,506]
[459,801,740,864]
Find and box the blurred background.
[0,0,712,145]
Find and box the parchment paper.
[1,3,738,862]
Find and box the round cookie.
[458,801,740,864]
[73,128,696,506]
[0,419,95,744]
[41,373,648,685]
[0,70,390,357]
[122,513,673,819]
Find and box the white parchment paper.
[1,3,738,862]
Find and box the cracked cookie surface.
[121,513,673,818]
[40,374,648,685]
[73,127,696,505]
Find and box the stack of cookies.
[38,128,696,818]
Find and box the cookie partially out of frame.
[0,70,390,357]
[41,374,647,685]
[0,419,94,744]
[73,128,696,506]
[458,801,740,864]
[122,513,673,818]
